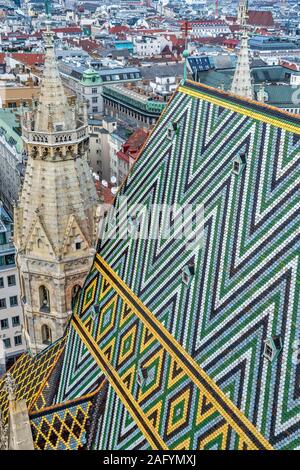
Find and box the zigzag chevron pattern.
[2,82,299,450]
[65,256,272,449]
[59,82,298,449]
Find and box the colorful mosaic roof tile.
[0,336,66,424]
[30,381,107,450]
[3,81,300,450]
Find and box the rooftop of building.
[58,60,141,84]
[249,35,300,50]
[0,108,22,153]
[105,82,153,104]
[117,127,148,163]
[9,53,45,67]
[2,76,299,449]
[182,80,300,126]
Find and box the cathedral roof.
[3,81,300,450]
[0,337,66,426]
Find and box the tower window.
[41,324,52,345]
[128,215,138,234]
[39,285,50,313]
[75,242,81,250]
[91,304,100,321]
[72,284,81,297]
[9,296,18,307]
[71,284,81,309]
[137,367,148,386]
[1,318,9,330]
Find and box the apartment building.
[0,204,24,370]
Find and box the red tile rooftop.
[65,38,101,53]
[226,11,275,28]
[130,29,168,35]
[52,27,82,34]
[109,26,130,34]
[117,129,149,164]
[10,53,45,67]
[95,179,115,205]
[248,11,275,27]
[178,19,227,26]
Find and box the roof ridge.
[182,80,300,127]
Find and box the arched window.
[39,285,50,312]
[41,324,52,345]
[37,238,43,249]
[71,284,81,309]
[72,284,81,297]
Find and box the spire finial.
[230,0,253,100]
[182,50,190,84]
[33,17,76,132]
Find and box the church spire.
[35,24,75,132]
[231,0,253,100]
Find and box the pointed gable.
[62,214,90,258]
[25,213,56,259]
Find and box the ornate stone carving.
[0,410,8,450]
[4,373,17,401]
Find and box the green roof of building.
[80,68,102,86]
[0,108,23,153]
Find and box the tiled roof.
[0,337,66,425]
[117,128,148,163]
[52,27,82,34]
[10,53,45,67]
[109,25,130,34]
[3,79,300,450]
[247,10,275,27]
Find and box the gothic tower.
[14,27,98,354]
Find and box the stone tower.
[14,27,98,354]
